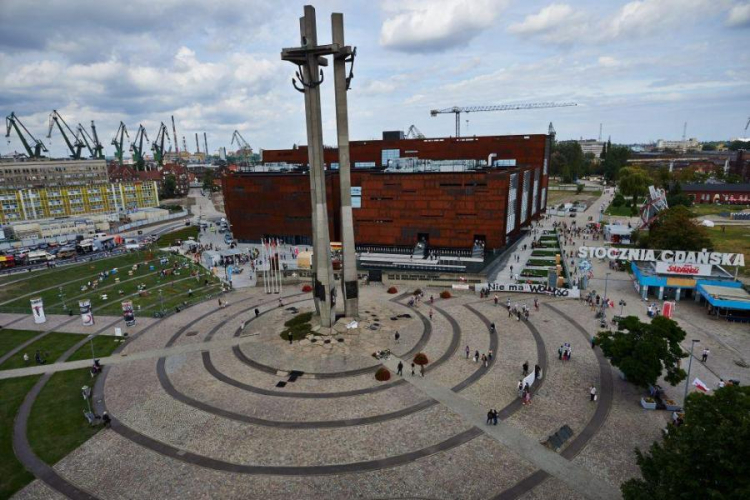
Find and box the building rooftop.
[682,183,750,193]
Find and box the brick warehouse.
[223,134,551,252]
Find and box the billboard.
[30,298,46,324]
[655,262,712,277]
[79,300,95,326]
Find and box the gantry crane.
[77,122,105,159]
[131,125,150,171]
[405,124,425,139]
[151,122,171,167]
[231,130,252,162]
[5,112,48,158]
[430,102,578,137]
[47,110,85,159]
[111,122,130,166]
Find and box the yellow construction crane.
[430,102,577,137]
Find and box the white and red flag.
[692,378,710,393]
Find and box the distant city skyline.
[1,0,749,158]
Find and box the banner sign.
[79,300,95,326]
[522,371,536,390]
[662,301,675,319]
[577,246,745,267]
[30,298,46,324]
[122,301,136,327]
[655,262,712,277]
[487,282,580,298]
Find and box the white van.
[27,250,55,264]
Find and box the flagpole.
[278,239,283,294]
[683,339,700,405]
[262,239,269,294]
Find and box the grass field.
[0,251,151,305]
[0,332,86,371]
[690,204,750,217]
[157,226,199,246]
[0,330,40,359]
[547,189,602,207]
[0,375,40,499]
[0,253,219,316]
[28,368,102,466]
[706,225,750,277]
[66,335,124,362]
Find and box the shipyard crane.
[171,116,179,154]
[131,125,150,171]
[151,122,171,167]
[430,102,578,138]
[111,122,130,166]
[204,132,209,158]
[5,112,48,158]
[745,116,750,133]
[405,124,425,139]
[47,110,85,159]
[77,121,104,159]
[231,130,252,161]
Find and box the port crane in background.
[77,121,105,159]
[5,112,48,158]
[131,125,150,171]
[204,132,209,158]
[430,102,578,138]
[111,122,130,166]
[231,130,253,162]
[47,110,85,159]
[405,124,425,139]
[151,122,171,167]
[195,133,200,154]
[171,116,179,154]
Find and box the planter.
[641,397,657,410]
[663,399,682,412]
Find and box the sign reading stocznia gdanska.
[577,247,745,267]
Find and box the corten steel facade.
[224,134,550,251]
[263,134,548,167]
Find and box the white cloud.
[598,56,621,68]
[380,0,510,53]
[726,3,750,27]
[508,3,587,43]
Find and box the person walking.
[420,364,425,377]
[522,360,529,376]
[488,350,493,361]
[534,298,539,311]
[490,322,496,334]
[288,331,293,345]
[517,380,524,397]
[411,362,415,376]
[429,309,434,321]
[23,353,29,365]
[701,348,710,363]
[487,410,494,425]
[465,345,470,359]
[494,295,499,306]
[534,364,541,379]
[482,353,488,367]
[254,308,260,318]
[590,385,597,402]
[492,409,499,425]
[558,345,564,360]
[474,350,479,363]
[395,331,400,343]
[397,361,403,376]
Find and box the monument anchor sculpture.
[281,5,359,328]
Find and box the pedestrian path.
[382,355,622,500]
[491,219,554,284]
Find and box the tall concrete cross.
[281,5,338,328]
[331,13,359,319]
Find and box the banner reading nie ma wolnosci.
[79,299,95,326]
[30,298,46,324]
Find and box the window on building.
[541,187,547,210]
[520,171,531,222]
[506,173,518,234]
[381,149,400,167]
[354,162,376,168]
[532,169,541,214]
[543,158,548,176]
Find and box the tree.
[202,170,215,191]
[602,144,631,181]
[618,167,651,207]
[595,316,687,388]
[666,182,692,208]
[550,141,585,181]
[161,174,177,199]
[576,183,584,194]
[645,206,712,251]
[622,385,750,500]
[728,140,749,151]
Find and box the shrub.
[387,286,398,294]
[375,367,391,381]
[439,290,452,299]
[284,312,313,327]
[612,193,625,207]
[301,284,312,293]
[413,353,429,366]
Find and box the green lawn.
[527,259,557,267]
[706,225,750,278]
[0,332,87,371]
[27,368,102,465]
[66,335,123,362]
[521,268,549,278]
[0,330,40,359]
[690,204,750,217]
[0,251,152,305]
[531,250,560,257]
[0,375,40,499]
[157,226,199,247]
[605,204,639,217]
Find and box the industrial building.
[0,159,108,189]
[224,133,550,257]
[682,183,750,204]
[0,181,160,224]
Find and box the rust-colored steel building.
[224,134,551,251]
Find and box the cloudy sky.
[1,0,749,158]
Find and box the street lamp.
[619,299,627,317]
[158,289,164,316]
[89,336,96,361]
[58,286,67,312]
[600,272,611,321]
[683,339,700,405]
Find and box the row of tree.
[549,139,632,182]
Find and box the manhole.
[373,323,380,327]
[310,338,318,343]
[276,381,287,388]
[185,331,199,337]
[324,339,331,344]
[336,338,344,343]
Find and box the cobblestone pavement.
[12,281,714,500]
